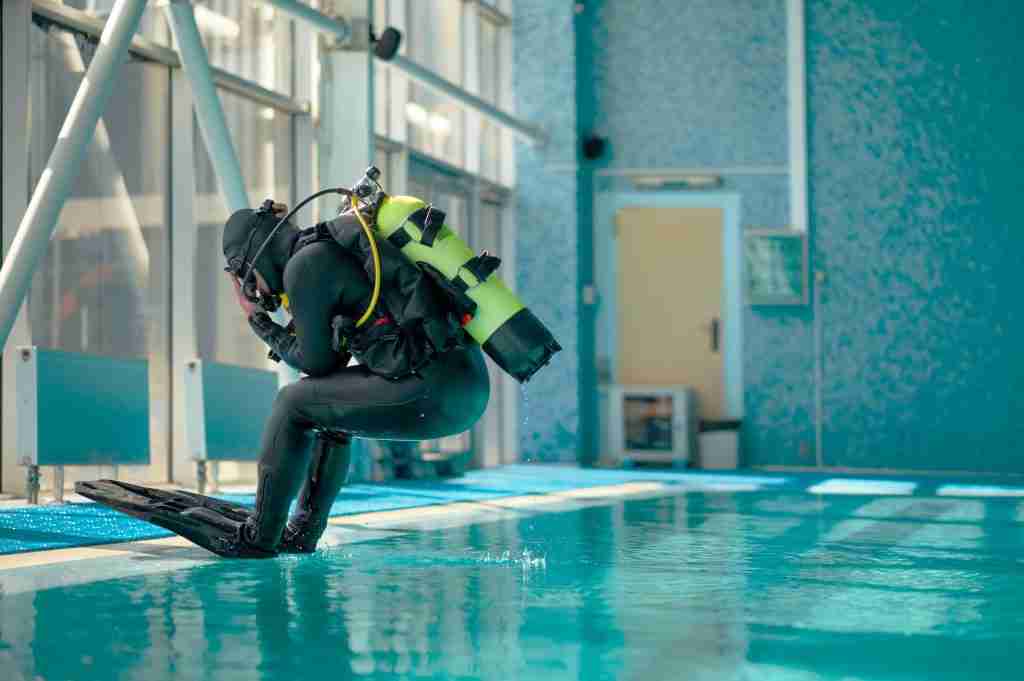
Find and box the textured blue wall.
[517,0,1024,472]
[583,0,813,466]
[513,1,579,462]
[589,0,788,168]
[808,0,1024,471]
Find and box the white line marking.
[808,478,917,496]
[937,484,1024,498]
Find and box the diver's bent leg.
[280,430,352,554]
[243,380,319,553]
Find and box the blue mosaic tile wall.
[583,0,811,466]
[588,0,788,169]
[513,0,579,462]
[807,0,1024,471]
[518,0,1023,471]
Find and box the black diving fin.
[75,480,275,559]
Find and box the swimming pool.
[2,481,1021,680]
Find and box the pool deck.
[2,464,1023,584]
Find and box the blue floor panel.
[1,464,1022,555]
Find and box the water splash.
[476,548,547,573]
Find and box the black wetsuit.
[239,228,489,553]
[76,207,490,558]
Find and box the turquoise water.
[2,488,1022,680]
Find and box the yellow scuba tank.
[348,167,560,383]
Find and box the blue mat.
[1,464,1021,555]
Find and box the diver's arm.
[247,312,308,371]
[248,306,343,378]
[250,247,353,377]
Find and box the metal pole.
[163,0,249,212]
[52,466,65,504]
[196,460,207,495]
[0,0,149,352]
[261,0,547,145]
[26,466,40,505]
[389,55,547,145]
[261,0,352,43]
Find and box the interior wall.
[561,0,1024,473]
[512,0,580,462]
[807,0,1024,472]
[580,0,805,466]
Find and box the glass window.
[479,16,502,183]
[26,25,169,362]
[23,24,172,484]
[374,60,391,138]
[193,92,294,369]
[59,0,171,46]
[406,0,462,84]
[190,1,293,94]
[406,0,465,166]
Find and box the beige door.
[616,207,724,420]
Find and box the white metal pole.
[787,0,809,233]
[164,0,249,212]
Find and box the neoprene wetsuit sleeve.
[247,242,364,377]
[248,312,309,371]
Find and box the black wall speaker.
[581,135,606,160]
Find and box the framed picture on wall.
[744,229,808,305]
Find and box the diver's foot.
[278,521,326,554]
[195,513,277,559]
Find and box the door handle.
[710,317,720,354]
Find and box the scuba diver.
[78,167,560,558]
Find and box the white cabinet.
[600,385,698,468]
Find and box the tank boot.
[244,442,315,553]
[279,430,352,554]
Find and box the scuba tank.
[343,167,561,383]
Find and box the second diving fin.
[75,479,275,559]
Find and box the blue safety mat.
[1,464,1021,555]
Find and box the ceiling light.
[405,102,428,127]
[428,113,452,136]
[631,174,723,190]
[194,5,241,42]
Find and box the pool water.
[2,488,1022,680]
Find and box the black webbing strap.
[294,222,331,252]
[387,226,412,249]
[462,253,501,283]
[387,205,447,250]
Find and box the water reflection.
[1,490,1022,681]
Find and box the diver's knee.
[275,380,310,414]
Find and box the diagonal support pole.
[164,0,298,386]
[163,0,248,212]
[0,0,149,352]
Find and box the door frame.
[595,191,744,419]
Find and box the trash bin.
[698,420,741,470]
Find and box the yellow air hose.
[349,196,382,328]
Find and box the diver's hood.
[222,208,299,294]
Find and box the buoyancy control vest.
[308,210,467,379]
[292,167,561,383]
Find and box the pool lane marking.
[807,478,917,496]
[936,484,1024,498]
[772,498,990,635]
[0,481,669,575]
